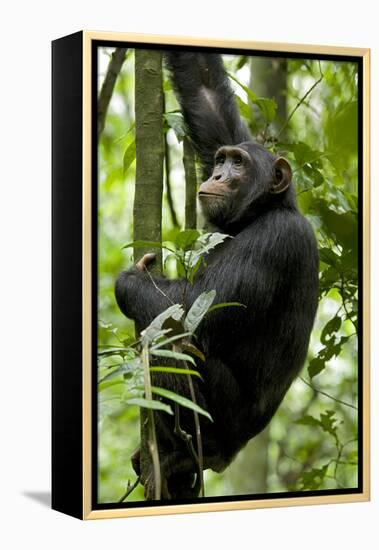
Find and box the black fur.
[115,52,319,500]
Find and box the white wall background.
[0,1,377,548]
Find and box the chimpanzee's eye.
[234,155,242,165]
[216,154,225,165]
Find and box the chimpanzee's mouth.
[198,192,225,198]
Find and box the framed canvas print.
[52,31,370,520]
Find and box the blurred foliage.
[97,48,359,502]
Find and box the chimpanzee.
[115,52,319,500]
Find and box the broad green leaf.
[226,72,277,121]
[180,232,231,278]
[98,379,125,392]
[255,97,277,122]
[308,357,326,378]
[227,71,257,103]
[125,397,173,415]
[150,366,202,379]
[321,316,342,345]
[122,240,174,253]
[114,122,135,144]
[184,290,216,333]
[236,96,252,120]
[303,164,324,187]
[142,304,184,344]
[163,112,186,142]
[123,140,136,174]
[195,232,231,256]
[151,386,213,421]
[285,141,323,166]
[150,348,196,366]
[175,229,200,250]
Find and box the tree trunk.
[183,138,197,229]
[97,48,127,140]
[251,57,287,134]
[227,58,287,495]
[134,49,164,489]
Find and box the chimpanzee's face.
[198,143,292,229]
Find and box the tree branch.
[277,62,323,139]
[299,376,358,410]
[118,476,141,502]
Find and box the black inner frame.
[91,39,364,510]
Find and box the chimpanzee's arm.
[115,266,188,330]
[115,229,281,334]
[165,52,251,178]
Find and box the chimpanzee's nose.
[213,174,222,181]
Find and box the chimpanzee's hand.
[135,253,156,272]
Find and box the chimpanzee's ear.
[271,157,292,194]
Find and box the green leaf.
[300,464,328,490]
[187,257,202,284]
[142,304,184,344]
[125,397,173,415]
[288,141,323,166]
[207,302,246,313]
[296,411,340,439]
[150,366,202,379]
[151,331,192,350]
[196,232,231,255]
[236,96,252,120]
[227,71,257,103]
[295,414,320,428]
[98,379,125,392]
[175,229,200,250]
[150,386,213,421]
[163,79,172,92]
[150,348,196,366]
[122,240,174,253]
[236,56,248,70]
[163,112,186,142]
[98,347,129,357]
[254,97,277,122]
[315,199,358,252]
[184,290,216,333]
[319,247,340,267]
[123,140,136,174]
[181,343,206,362]
[308,357,326,378]
[326,101,358,160]
[180,232,231,279]
[226,72,277,122]
[319,410,339,437]
[321,316,342,345]
[98,362,138,384]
